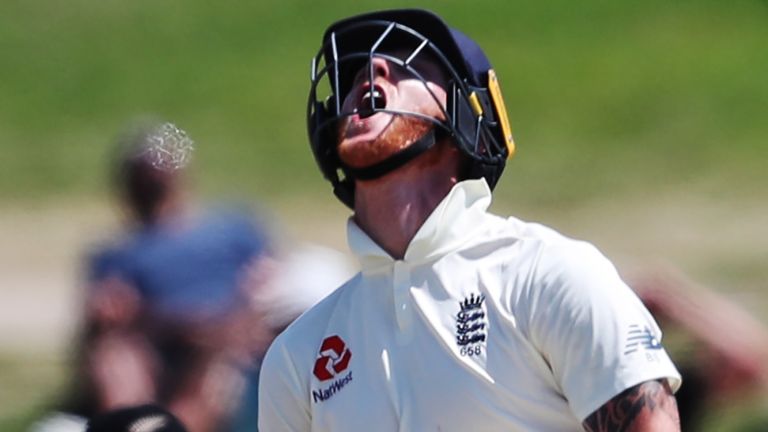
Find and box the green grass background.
[1,0,767,430]
[2,0,766,205]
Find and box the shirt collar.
[347,178,493,272]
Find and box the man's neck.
[140,190,193,229]
[352,142,462,260]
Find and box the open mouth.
[358,85,386,118]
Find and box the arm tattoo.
[583,379,680,432]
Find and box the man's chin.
[337,140,387,169]
[337,114,434,169]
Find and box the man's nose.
[359,56,390,83]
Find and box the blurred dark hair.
[110,118,187,225]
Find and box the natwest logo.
[313,335,352,381]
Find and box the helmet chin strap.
[342,129,437,181]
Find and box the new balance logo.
[624,324,663,355]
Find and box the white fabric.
[257,243,357,329]
[29,412,87,432]
[259,179,681,432]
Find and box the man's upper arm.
[583,379,680,432]
[258,338,311,431]
[526,241,681,420]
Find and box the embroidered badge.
[456,293,486,357]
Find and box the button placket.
[392,260,413,332]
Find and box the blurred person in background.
[30,120,354,432]
[631,269,768,431]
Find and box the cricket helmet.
[307,8,516,208]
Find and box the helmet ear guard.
[446,78,510,190]
[308,97,357,208]
[307,98,335,183]
[307,9,516,208]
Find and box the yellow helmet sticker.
[487,69,515,158]
[468,91,484,116]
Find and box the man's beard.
[336,114,434,169]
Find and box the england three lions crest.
[456,293,487,357]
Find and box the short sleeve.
[258,337,312,432]
[527,241,681,422]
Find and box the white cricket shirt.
[259,179,681,432]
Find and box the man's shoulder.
[484,215,617,291]
[500,218,633,317]
[482,215,599,259]
[501,216,599,252]
[261,275,360,387]
[270,274,360,353]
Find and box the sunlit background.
[2,0,767,430]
